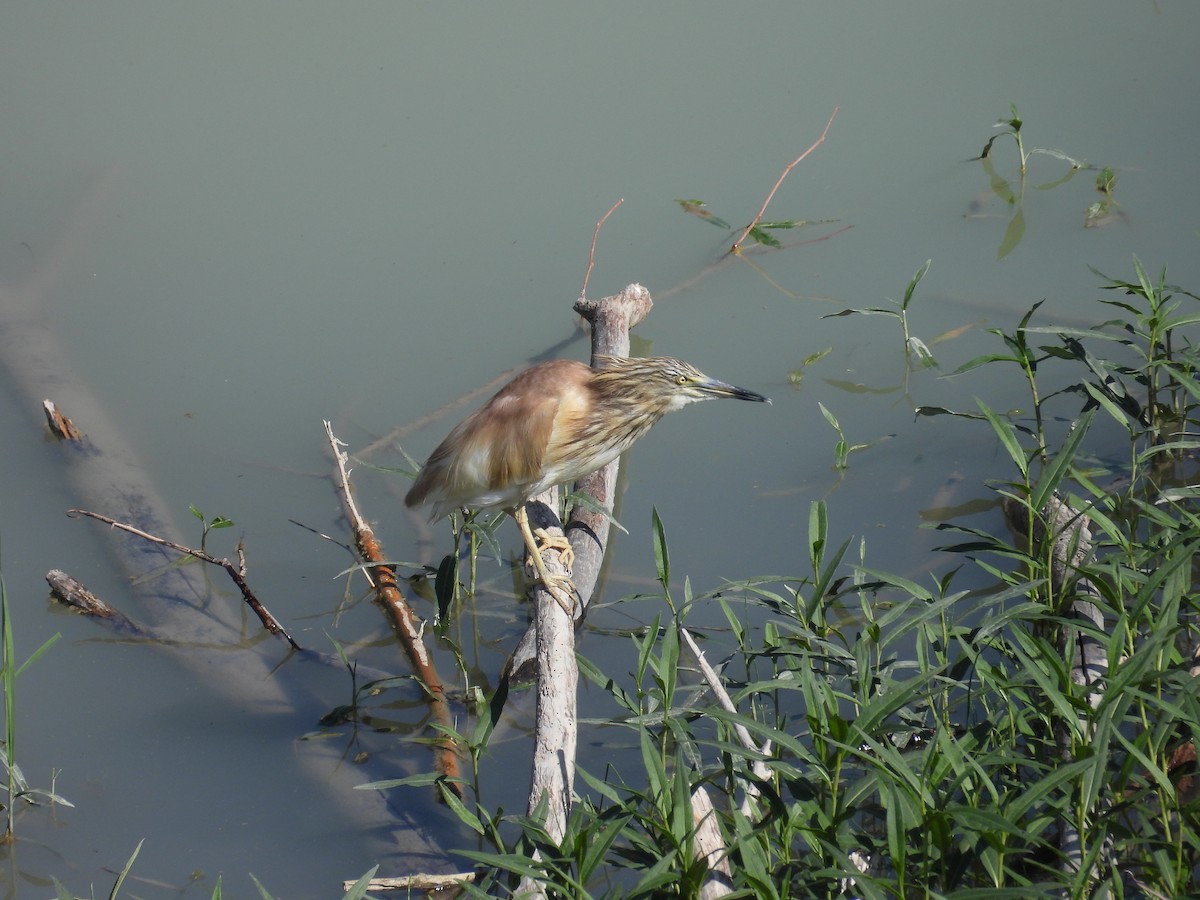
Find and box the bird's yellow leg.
[514,505,578,616]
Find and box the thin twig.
[731,106,839,255]
[580,198,624,300]
[66,508,302,650]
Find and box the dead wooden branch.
[342,871,476,893]
[730,106,839,255]
[324,421,463,791]
[692,786,734,900]
[43,399,82,441]
[580,197,624,301]
[682,627,772,802]
[66,508,301,651]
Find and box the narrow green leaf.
[675,198,730,230]
[108,839,144,900]
[437,779,485,835]
[997,207,1026,260]
[341,866,380,900]
[808,499,828,573]
[976,398,1029,479]
[901,259,932,310]
[434,554,456,625]
[1030,408,1094,512]
[651,507,669,588]
[747,225,782,248]
[15,632,60,679]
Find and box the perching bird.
[405,355,770,613]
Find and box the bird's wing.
[477,359,596,500]
[478,383,564,498]
[406,360,591,514]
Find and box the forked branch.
[66,508,301,650]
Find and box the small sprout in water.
[190,504,234,553]
[675,199,730,230]
[788,346,833,388]
[1086,166,1119,227]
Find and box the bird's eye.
[675,375,688,386]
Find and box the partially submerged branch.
[42,399,82,441]
[730,106,839,255]
[324,421,462,790]
[66,508,301,651]
[514,284,652,899]
[45,569,148,636]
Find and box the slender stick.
[681,626,771,810]
[580,198,624,300]
[730,106,839,254]
[66,508,301,650]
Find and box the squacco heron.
[405,355,770,613]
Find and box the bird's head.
[592,355,770,414]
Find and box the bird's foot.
[515,505,580,617]
[533,527,575,571]
[539,571,581,617]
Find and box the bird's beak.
[701,378,771,404]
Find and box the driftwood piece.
[568,284,653,585]
[45,569,147,635]
[325,421,462,790]
[692,786,734,900]
[342,871,476,893]
[682,628,771,805]
[43,399,83,441]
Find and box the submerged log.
[0,177,445,867]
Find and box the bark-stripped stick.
[324,421,462,791]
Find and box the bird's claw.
[533,527,575,571]
[540,572,581,617]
